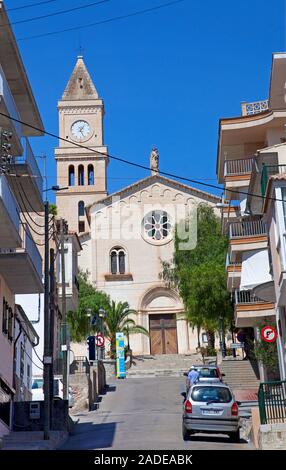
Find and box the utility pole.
[60,218,68,401]
[49,248,55,426]
[43,201,51,440]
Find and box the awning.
[240,249,272,291]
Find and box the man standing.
[186,367,200,391]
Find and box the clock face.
[71,120,91,141]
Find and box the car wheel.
[182,423,190,441]
[229,430,240,443]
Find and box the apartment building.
[0,2,44,437]
[217,52,286,381]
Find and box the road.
[61,376,254,450]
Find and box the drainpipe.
[30,294,41,324]
[13,320,22,395]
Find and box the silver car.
[184,365,225,390]
[182,382,241,442]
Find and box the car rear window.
[191,386,232,403]
[199,368,218,378]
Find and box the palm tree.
[103,301,149,357]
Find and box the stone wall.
[259,423,286,450]
[13,400,69,432]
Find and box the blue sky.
[5,0,286,202]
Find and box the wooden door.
[149,314,178,355]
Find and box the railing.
[0,175,20,231]
[241,100,269,116]
[229,218,267,238]
[0,64,22,140]
[224,158,254,176]
[261,164,286,197]
[70,356,90,375]
[258,380,286,424]
[22,224,42,280]
[15,138,43,196]
[234,289,264,304]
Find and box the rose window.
[143,210,172,241]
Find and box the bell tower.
[55,56,108,233]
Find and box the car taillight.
[231,402,239,416]
[185,400,192,413]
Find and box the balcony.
[229,218,268,256]
[7,138,43,212]
[234,289,275,328]
[241,100,269,116]
[0,175,21,248]
[224,158,254,198]
[261,164,286,197]
[226,256,241,291]
[0,64,22,155]
[0,224,43,294]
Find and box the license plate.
[201,409,222,415]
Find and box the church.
[55,56,220,355]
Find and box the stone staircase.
[126,353,202,378]
[220,359,260,391]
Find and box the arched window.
[68,165,75,186]
[88,164,94,185]
[78,201,85,217]
[110,247,126,275]
[78,165,84,186]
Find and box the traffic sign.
[230,343,244,349]
[95,334,105,348]
[261,326,277,343]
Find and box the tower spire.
[62,56,98,101]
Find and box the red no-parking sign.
[261,326,277,343]
[95,334,105,348]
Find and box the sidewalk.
[1,430,69,450]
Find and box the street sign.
[261,326,277,343]
[230,343,244,349]
[95,334,105,348]
[116,332,125,379]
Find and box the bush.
[199,346,217,357]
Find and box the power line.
[0,110,283,203]
[16,0,187,41]
[6,0,57,12]
[5,0,112,27]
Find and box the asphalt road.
[61,376,254,450]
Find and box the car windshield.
[191,386,232,403]
[32,379,43,390]
[198,368,218,378]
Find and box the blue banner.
[116,332,125,379]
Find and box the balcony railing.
[15,138,43,196]
[22,224,42,280]
[241,100,269,116]
[0,175,20,232]
[0,64,22,140]
[258,380,286,424]
[229,218,267,238]
[234,289,264,304]
[261,164,286,197]
[224,158,254,177]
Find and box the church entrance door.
[149,314,178,355]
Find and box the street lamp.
[98,307,106,359]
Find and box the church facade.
[55,57,220,355]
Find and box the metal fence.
[224,158,254,176]
[70,356,90,375]
[234,289,264,304]
[258,380,286,424]
[229,218,267,238]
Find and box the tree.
[103,301,149,357]
[67,271,110,342]
[48,204,57,216]
[161,204,232,348]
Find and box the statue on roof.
[150,146,159,175]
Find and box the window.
[79,221,85,233]
[110,247,126,275]
[68,165,75,186]
[88,164,94,185]
[78,201,85,217]
[142,210,172,241]
[78,165,84,186]
[20,343,25,381]
[2,298,8,335]
[191,386,232,403]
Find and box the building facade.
[217,52,286,380]
[55,56,220,356]
[0,2,44,437]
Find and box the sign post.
[116,332,125,379]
